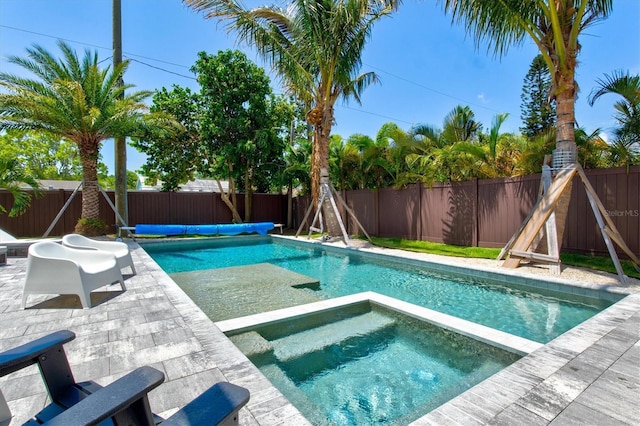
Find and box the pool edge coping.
[216,291,543,357]
[270,235,637,301]
[138,235,640,425]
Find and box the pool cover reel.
[135,222,274,236]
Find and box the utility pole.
[113,0,128,237]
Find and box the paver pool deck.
[0,237,638,425]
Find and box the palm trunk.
[79,139,101,221]
[555,72,577,153]
[552,49,578,250]
[310,105,333,205]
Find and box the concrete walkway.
[0,240,638,425]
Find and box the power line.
[125,57,196,81]
[337,104,414,126]
[363,61,503,114]
[0,25,191,69]
[1,24,498,124]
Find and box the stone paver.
[1,238,638,425]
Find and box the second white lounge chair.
[62,234,136,275]
[22,241,125,309]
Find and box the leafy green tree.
[0,158,42,217]
[193,50,292,222]
[134,51,293,221]
[282,137,313,195]
[0,131,83,180]
[492,133,527,177]
[520,54,556,138]
[442,0,613,155]
[100,170,140,190]
[185,0,397,203]
[132,86,202,191]
[0,41,173,233]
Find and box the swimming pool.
[227,302,521,425]
[143,236,618,344]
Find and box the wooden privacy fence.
[0,190,287,238]
[293,166,639,256]
[2,166,638,256]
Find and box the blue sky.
[1,0,639,174]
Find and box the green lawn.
[367,236,640,279]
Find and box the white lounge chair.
[0,227,61,257]
[22,242,125,309]
[62,233,136,275]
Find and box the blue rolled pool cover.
[134,222,274,236]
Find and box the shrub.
[74,218,108,236]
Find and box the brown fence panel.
[377,185,419,239]
[127,191,172,225]
[168,192,216,224]
[420,181,476,246]
[477,174,540,248]
[0,189,83,237]
[563,167,640,256]
[344,189,376,236]
[292,196,312,231]
[251,194,286,224]
[419,183,447,244]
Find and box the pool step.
[272,310,396,362]
[228,331,273,358]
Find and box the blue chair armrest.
[42,366,165,426]
[0,330,75,377]
[161,382,250,426]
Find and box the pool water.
[144,237,615,344]
[228,304,521,425]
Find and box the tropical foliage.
[0,158,42,217]
[0,40,174,233]
[185,0,397,203]
[320,99,632,190]
[589,71,640,168]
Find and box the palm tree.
[442,0,613,155]
[443,1,614,258]
[0,158,42,217]
[0,41,171,233]
[589,70,640,150]
[407,105,483,182]
[185,0,397,202]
